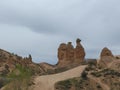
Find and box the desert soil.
[88,75,110,90]
[31,65,87,90]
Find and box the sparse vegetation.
[0,77,10,88]
[91,72,102,77]
[90,68,120,77]
[55,78,84,90]
[2,64,33,90]
[55,76,104,90]
[81,71,88,79]
[56,80,72,90]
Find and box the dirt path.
[88,75,110,90]
[31,65,87,90]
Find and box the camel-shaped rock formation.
[57,38,85,67]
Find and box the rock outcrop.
[74,38,85,63]
[100,47,114,57]
[98,47,115,68]
[0,49,46,76]
[57,38,85,67]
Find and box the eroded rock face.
[57,38,85,67]
[58,43,67,61]
[66,42,74,61]
[98,47,115,68]
[0,49,35,75]
[74,39,85,63]
[100,47,114,57]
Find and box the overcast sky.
[0,0,120,64]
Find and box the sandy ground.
[88,75,110,90]
[31,65,87,90]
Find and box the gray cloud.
[0,0,120,63]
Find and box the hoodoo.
[57,38,85,67]
[98,47,115,68]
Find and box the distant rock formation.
[57,38,85,67]
[98,47,115,68]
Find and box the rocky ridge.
[0,38,120,90]
[0,49,46,76]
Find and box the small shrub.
[81,71,88,79]
[57,80,72,90]
[4,64,33,90]
[96,84,101,88]
[46,69,55,74]
[0,77,10,88]
[91,72,102,77]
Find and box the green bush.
[8,64,32,78]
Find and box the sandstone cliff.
[57,38,85,67]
